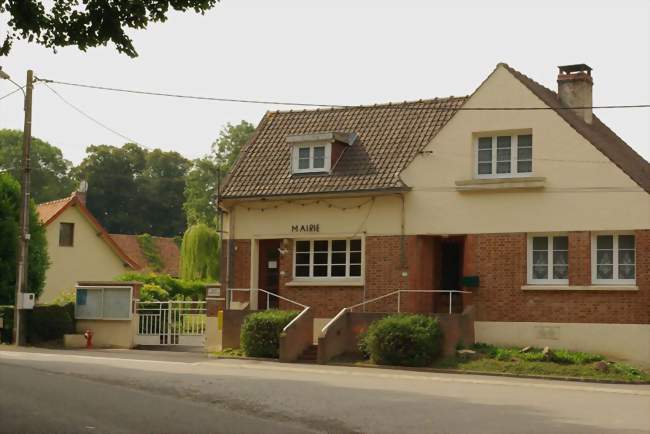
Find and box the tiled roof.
[36,194,139,269]
[110,234,181,277]
[502,63,650,193]
[221,97,469,198]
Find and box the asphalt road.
[0,347,649,434]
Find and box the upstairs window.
[476,133,532,178]
[294,239,362,278]
[59,222,75,247]
[292,143,331,173]
[592,233,635,284]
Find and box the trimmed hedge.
[27,303,75,343]
[240,310,298,358]
[362,314,443,366]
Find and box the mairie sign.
[291,224,320,233]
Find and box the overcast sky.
[1,0,649,164]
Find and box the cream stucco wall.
[400,65,649,234]
[223,66,648,240]
[475,321,650,366]
[40,206,132,304]
[75,317,137,348]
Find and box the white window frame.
[527,233,569,285]
[292,143,331,174]
[474,133,533,179]
[591,232,636,285]
[293,239,363,279]
[74,286,133,320]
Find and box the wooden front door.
[258,239,281,309]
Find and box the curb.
[326,362,650,385]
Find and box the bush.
[117,272,205,301]
[363,314,443,366]
[27,303,74,343]
[139,284,170,302]
[240,310,298,358]
[0,306,14,343]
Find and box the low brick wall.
[221,310,254,349]
[318,309,475,363]
[279,308,314,362]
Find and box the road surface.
[0,347,648,434]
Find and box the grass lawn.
[334,343,650,383]
[212,347,245,357]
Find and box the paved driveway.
[0,347,648,434]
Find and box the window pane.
[597,235,613,250]
[332,240,347,251]
[314,240,328,251]
[553,251,568,266]
[496,161,511,174]
[619,235,635,250]
[478,162,492,175]
[478,137,492,150]
[313,157,325,169]
[102,288,131,319]
[532,237,548,250]
[314,252,328,265]
[59,223,74,247]
[295,265,309,277]
[533,266,548,279]
[497,136,511,148]
[295,253,310,265]
[298,147,310,158]
[313,265,328,277]
[533,251,548,266]
[597,264,613,279]
[517,161,532,173]
[478,149,492,162]
[76,289,102,319]
[350,239,361,251]
[518,134,532,147]
[296,241,310,252]
[619,265,635,280]
[331,265,346,277]
[553,236,568,251]
[313,146,325,159]
[517,147,532,160]
[619,249,635,265]
[332,252,346,264]
[350,265,361,277]
[496,146,511,161]
[553,266,568,280]
[350,252,361,264]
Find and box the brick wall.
[474,230,650,324]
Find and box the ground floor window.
[527,234,569,284]
[294,239,362,278]
[592,233,635,284]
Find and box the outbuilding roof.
[221,97,469,199]
[110,234,181,277]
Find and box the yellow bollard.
[217,309,223,331]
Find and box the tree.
[183,121,255,226]
[0,0,218,57]
[74,143,190,236]
[0,173,48,304]
[180,224,219,281]
[0,129,74,203]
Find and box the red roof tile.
[110,234,180,277]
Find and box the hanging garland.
[238,197,375,212]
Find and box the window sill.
[286,279,364,287]
[455,176,546,192]
[521,285,638,291]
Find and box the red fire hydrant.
[83,329,93,349]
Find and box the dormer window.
[294,143,330,173]
[288,131,358,175]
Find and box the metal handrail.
[282,306,311,333]
[347,289,472,315]
[227,288,308,310]
[319,307,349,338]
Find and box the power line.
[0,86,25,101]
[42,82,143,146]
[37,77,650,111]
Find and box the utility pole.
[14,70,34,346]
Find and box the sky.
[1,0,649,164]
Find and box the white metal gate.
[135,301,206,346]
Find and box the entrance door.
[436,238,464,313]
[258,239,281,309]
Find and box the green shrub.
[363,314,443,367]
[550,349,604,365]
[116,272,205,301]
[27,303,74,343]
[240,310,298,358]
[0,306,14,343]
[139,284,170,302]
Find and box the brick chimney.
[557,64,593,124]
[73,180,88,205]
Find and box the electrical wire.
[42,82,142,146]
[37,77,650,111]
[0,86,25,101]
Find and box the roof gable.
[501,63,650,193]
[221,97,468,199]
[110,234,180,276]
[36,194,139,268]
